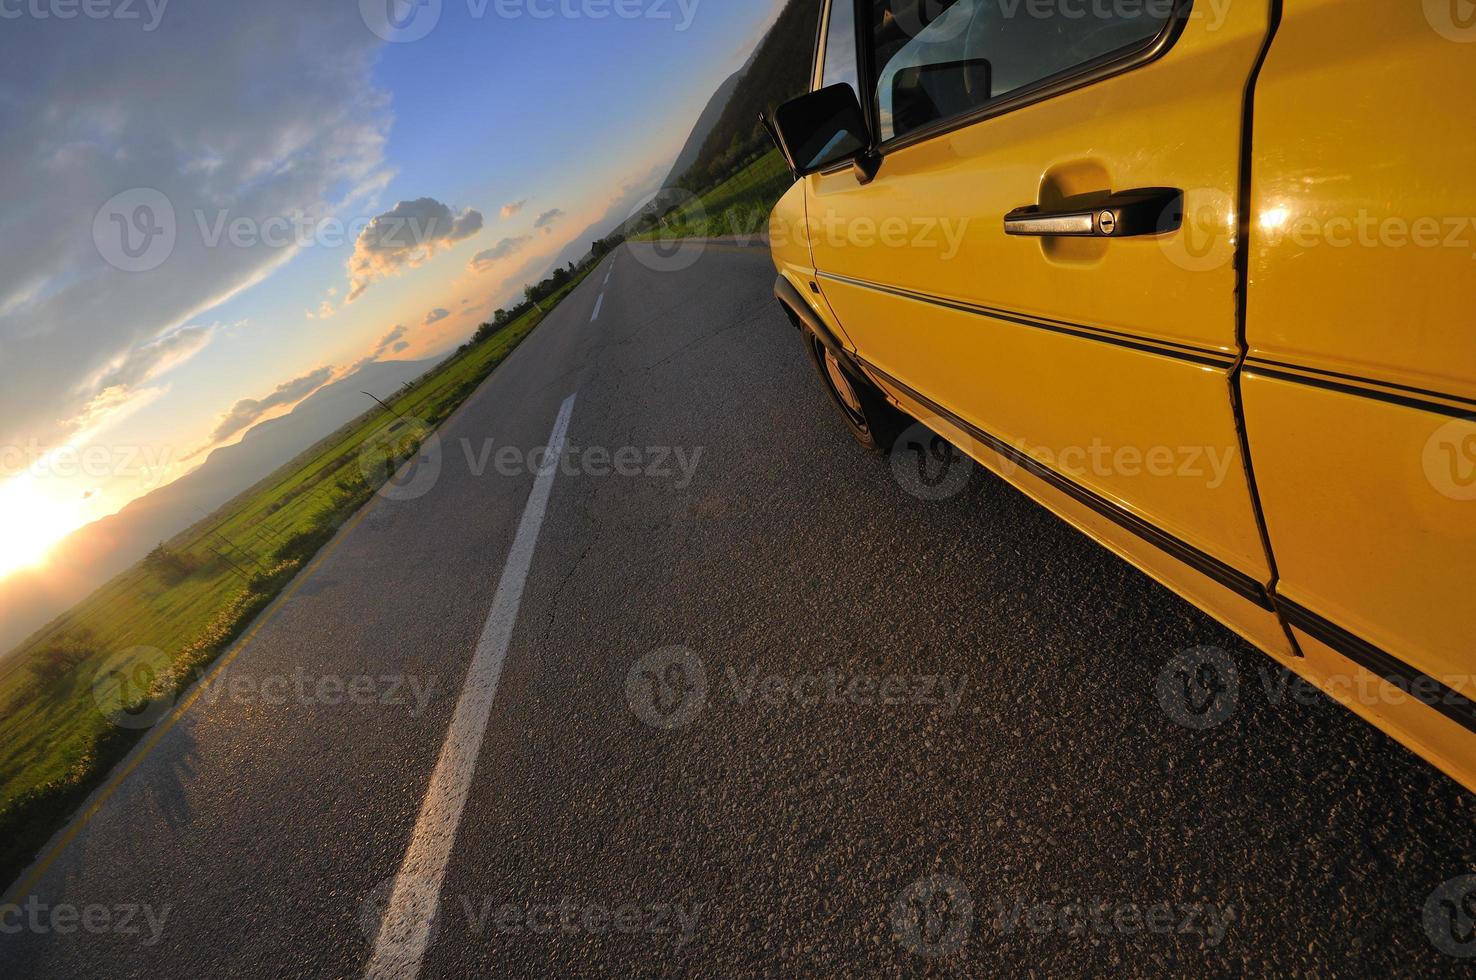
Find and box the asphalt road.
[2,242,1474,977]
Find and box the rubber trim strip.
[815,271,1235,369]
[1278,597,1476,735]
[858,356,1274,610]
[1245,363,1476,419]
[1230,0,1298,656]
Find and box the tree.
[27,633,97,686]
[144,544,198,584]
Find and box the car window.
[819,0,861,98]
[871,0,1174,141]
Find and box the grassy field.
[0,263,596,886]
[638,150,794,242]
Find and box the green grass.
[0,263,597,888]
[636,150,794,242]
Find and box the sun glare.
[0,477,84,579]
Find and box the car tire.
[803,332,907,453]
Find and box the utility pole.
[363,391,411,427]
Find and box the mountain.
[0,358,437,656]
[660,68,746,191]
[672,0,824,191]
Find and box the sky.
[0,0,786,579]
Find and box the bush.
[143,544,201,584]
[273,526,339,567]
[26,634,97,686]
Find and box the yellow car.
[766,0,1476,793]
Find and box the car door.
[806,0,1282,639]
[1239,0,1476,781]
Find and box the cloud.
[500,199,529,219]
[64,325,217,439]
[307,300,336,320]
[207,366,334,444]
[534,208,566,235]
[375,325,410,352]
[0,2,392,457]
[92,325,215,395]
[469,236,534,272]
[348,324,413,374]
[424,308,450,325]
[346,198,484,301]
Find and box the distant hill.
[0,358,437,656]
[674,0,824,192]
[660,68,746,191]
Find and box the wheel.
[803,332,907,452]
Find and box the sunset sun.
[0,477,83,579]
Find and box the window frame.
[812,0,866,96]
[813,0,1196,160]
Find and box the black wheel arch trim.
[775,275,866,380]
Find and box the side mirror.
[769,84,877,181]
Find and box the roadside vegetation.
[0,0,817,892]
[670,0,822,194]
[0,261,599,888]
[635,150,794,243]
[606,0,818,252]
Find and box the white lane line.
[365,393,577,980]
[590,292,604,321]
[604,266,612,285]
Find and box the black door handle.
[1004,187,1183,238]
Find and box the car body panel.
[771,0,1476,794]
[1237,0,1476,790]
[820,277,1271,579]
[867,365,1298,664]
[805,1,1276,586]
[1246,0,1476,400]
[770,180,818,294]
